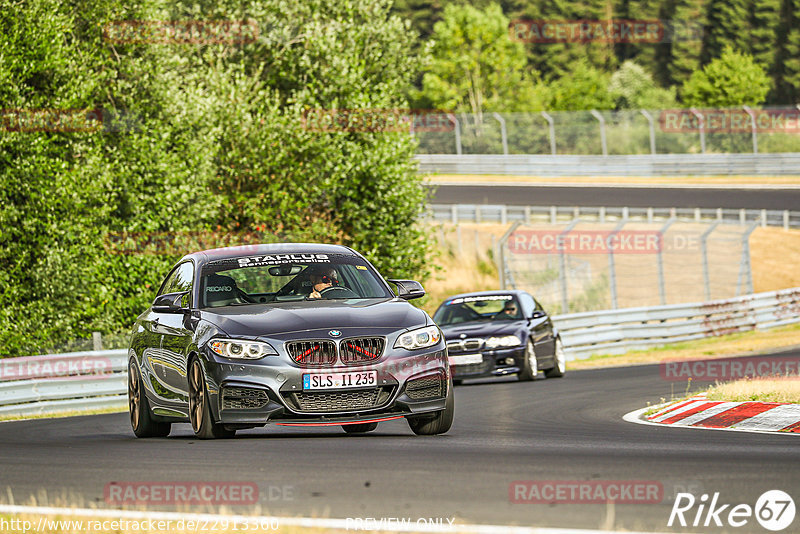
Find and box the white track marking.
[731,404,800,431]
[671,402,740,426]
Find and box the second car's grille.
[405,372,445,400]
[447,338,483,353]
[463,339,482,351]
[284,387,394,413]
[340,337,385,364]
[286,340,337,367]
[222,387,269,410]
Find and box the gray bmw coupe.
[127,243,453,438]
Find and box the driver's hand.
[309,289,321,299]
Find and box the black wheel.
[544,337,566,378]
[188,359,236,439]
[407,377,455,436]
[518,339,538,381]
[128,360,171,438]
[453,379,463,386]
[342,422,378,434]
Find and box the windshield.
[433,294,522,326]
[200,253,393,308]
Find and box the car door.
[148,261,195,407]
[520,292,556,365]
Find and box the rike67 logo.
[669,490,795,531]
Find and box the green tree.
[702,0,750,64]
[774,0,800,103]
[545,60,614,110]
[681,46,771,106]
[0,0,433,355]
[418,2,544,116]
[609,61,677,109]
[748,0,781,77]
[668,0,708,87]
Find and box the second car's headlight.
[209,339,277,359]
[485,335,522,349]
[394,326,442,350]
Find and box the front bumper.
[202,346,449,426]
[449,346,525,379]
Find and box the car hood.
[199,298,429,337]
[439,320,525,339]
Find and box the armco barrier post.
[493,112,508,155]
[701,221,721,301]
[590,110,608,156]
[92,332,102,351]
[541,111,556,155]
[640,110,656,155]
[736,221,758,296]
[559,219,581,313]
[658,217,676,305]
[498,221,521,290]
[607,220,627,309]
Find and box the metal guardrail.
[1,288,798,416]
[428,203,800,229]
[0,350,128,417]
[552,287,800,359]
[416,154,800,176]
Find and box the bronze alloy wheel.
[189,359,205,433]
[188,358,235,439]
[128,360,170,438]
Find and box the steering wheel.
[318,286,358,299]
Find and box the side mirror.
[387,279,426,300]
[152,291,189,313]
[530,310,547,319]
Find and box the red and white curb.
[624,394,800,435]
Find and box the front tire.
[128,360,171,438]
[518,339,538,381]
[189,359,235,439]
[342,422,378,434]
[407,377,455,436]
[544,337,566,378]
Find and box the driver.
[495,300,520,320]
[308,266,340,299]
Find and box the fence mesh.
[416,107,800,155]
[502,220,753,314]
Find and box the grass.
[569,322,800,370]
[705,376,800,403]
[0,406,125,423]
[427,173,800,186]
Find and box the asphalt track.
[1,351,799,533]
[430,184,800,210]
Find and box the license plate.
[448,353,484,365]
[303,371,377,390]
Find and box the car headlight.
[394,326,442,350]
[485,335,522,349]
[209,339,277,359]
